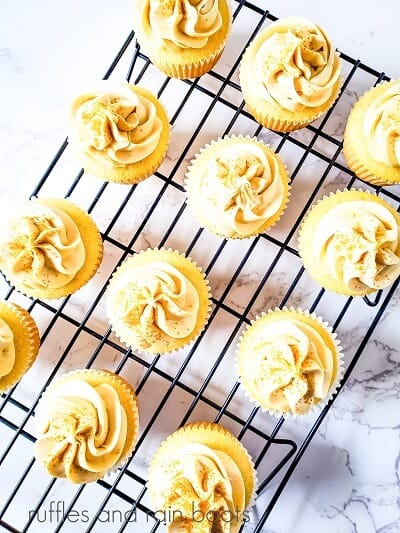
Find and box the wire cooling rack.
[1,1,399,532]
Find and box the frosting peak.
[35,379,128,484]
[190,140,285,237]
[143,0,222,50]
[0,203,85,290]
[313,200,400,292]
[0,318,15,379]
[252,18,341,112]
[241,318,335,415]
[70,82,163,166]
[153,443,246,532]
[363,82,400,167]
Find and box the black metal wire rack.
[1,1,399,531]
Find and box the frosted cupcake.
[299,189,400,296]
[0,198,103,300]
[106,249,211,354]
[237,308,342,416]
[69,81,170,183]
[0,301,40,392]
[148,422,256,532]
[34,369,139,484]
[186,135,290,238]
[133,0,231,79]
[343,80,400,186]
[240,17,341,132]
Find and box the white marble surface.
[1,1,400,532]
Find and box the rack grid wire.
[1,1,399,532]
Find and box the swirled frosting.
[249,17,340,112]
[0,318,15,379]
[0,203,85,290]
[153,443,246,532]
[363,82,400,167]
[313,200,400,292]
[191,141,285,237]
[34,379,128,483]
[242,318,335,415]
[108,261,200,350]
[138,0,222,50]
[70,82,163,166]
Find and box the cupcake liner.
[298,188,400,296]
[0,301,40,392]
[343,81,400,186]
[236,307,344,419]
[34,368,139,482]
[70,84,171,185]
[239,24,342,133]
[106,248,212,356]
[185,134,291,239]
[148,421,257,511]
[134,0,231,79]
[1,197,103,300]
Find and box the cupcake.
[343,80,400,186]
[240,17,341,132]
[148,422,256,532]
[133,0,231,79]
[106,249,211,354]
[69,81,170,184]
[34,369,139,484]
[299,189,400,296]
[0,198,103,300]
[186,135,290,238]
[236,308,343,416]
[0,301,40,392]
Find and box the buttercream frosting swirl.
[313,200,400,292]
[363,82,400,167]
[70,82,162,166]
[250,17,341,112]
[139,0,222,50]
[109,261,200,349]
[35,379,128,483]
[242,318,335,415]
[194,141,285,237]
[0,318,15,379]
[154,443,246,533]
[0,203,85,290]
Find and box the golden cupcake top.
[363,81,400,167]
[246,16,341,112]
[150,442,247,532]
[0,201,85,291]
[136,0,222,51]
[312,199,400,293]
[186,136,288,238]
[34,372,134,484]
[107,249,210,354]
[69,81,163,167]
[238,310,338,415]
[0,318,15,379]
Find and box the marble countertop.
[1,1,400,532]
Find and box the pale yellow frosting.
[0,318,15,379]
[70,82,162,166]
[35,379,128,483]
[243,319,335,415]
[137,0,222,50]
[249,17,341,112]
[108,261,200,350]
[363,82,400,167]
[191,141,285,237]
[153,443,246,533]
[313,200,400,292]
[0,203,85,290]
